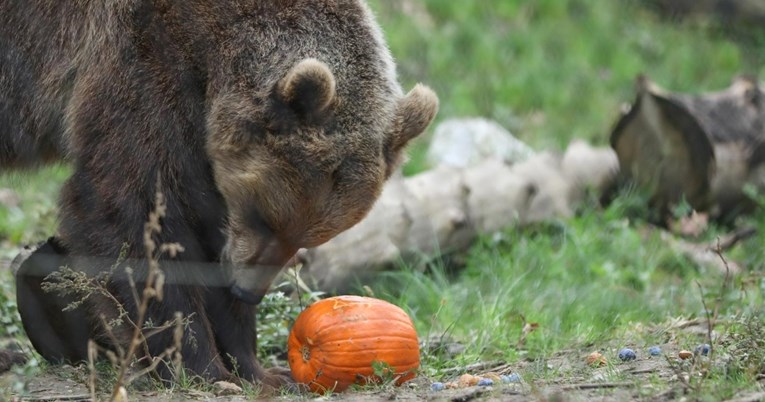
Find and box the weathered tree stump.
[610,75,765,221]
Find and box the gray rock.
[213,380,243,396]
[426,118,534,168]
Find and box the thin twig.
[664,354,693,392]
[107,180,183,400]
[441,361,505,376]
[125,346,176,384]
[627,367,659,375]
[708,227,756,251]
[21,394,91,401]
[88,340,97,401]
[478,362,514,376]
[694,280,712,379]
[98,314,126,363]
[560,382,636,390]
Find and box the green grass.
[368,0,764,173]
[368,195,764,398]
[371,198,739,354]
[0,165,69,254]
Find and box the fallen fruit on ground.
[287,295,420,394]
[678,350,693,360]
[502,373,522,383]
[457,373,481,387]
[695,343,710,356]
[586,351,607,367]
[477,378,494,386]
[618,348,637,361]
[648,346,662,356]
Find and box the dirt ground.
[4,332,765,402]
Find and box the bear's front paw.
[259,366,304,393]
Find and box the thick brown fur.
[0,0,438,387]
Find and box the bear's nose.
[229,238,297,305]
[284,248,307,267]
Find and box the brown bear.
[0,0,438,388]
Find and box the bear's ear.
[385,84,439,172]
[276,58,336,119]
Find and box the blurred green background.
[367,0,765,173]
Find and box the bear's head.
[203,0,438,301]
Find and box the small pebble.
[212,381,242,396]
[648,346,662,356]
[586,351,607,367]
[695,343,711,356]
[501,373,522,383]
[431,382,445,391]
[618,348,637,361]
[678,350,693,360]
[477,378,494,387]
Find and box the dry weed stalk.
[105,183,192,400]
[44,181,192,401]
[667,237,735,396]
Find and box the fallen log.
[297,141,618,292]
[610,75,765,221]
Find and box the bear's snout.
[228,237,297,305]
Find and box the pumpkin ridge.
[310,337,420,347]
[311,360,419,371]
[310,318,416,336]
[316,333,418,344]
[319,349,420,358]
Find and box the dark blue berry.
[431,382,445,391]
[695,343,711,356]
[477,378,494,387]
[648,346,661,356]
[501,373,522,383]
[618,348,637,361]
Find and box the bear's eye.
[243,120,270,141]
[244,207,274,237]
[331,167,341,182]
[331,163,348,190]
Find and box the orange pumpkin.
[287,295,420,394]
